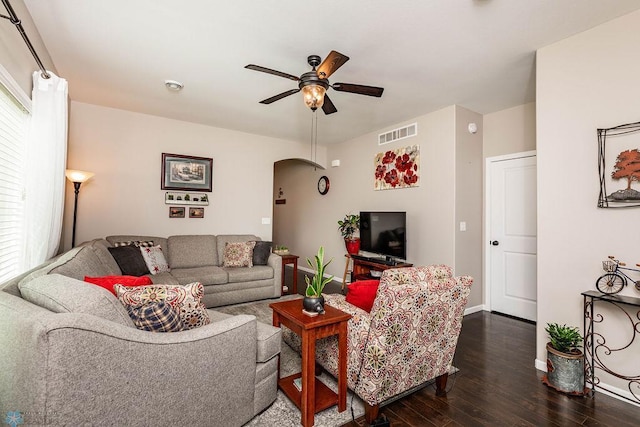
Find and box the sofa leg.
[364,402,379,424]
[435,372,448,396]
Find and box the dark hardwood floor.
[339,312,638,427]
[284,267,640,426]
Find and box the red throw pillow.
[345,280,380,313]
[84,275,153,296]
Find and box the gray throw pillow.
[108,245,150,276]
[252,241,272,265]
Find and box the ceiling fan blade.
[332,83,384,97]
[259,88,301,104]
[316,51,350,79]
[245,64,300,82]
[321,94,337,115]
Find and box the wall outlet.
[459,221,467,231]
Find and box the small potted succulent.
[338,214,360,255]
[303,246,333,314]
[542,323,586,395]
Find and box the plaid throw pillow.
[126,301,183,332]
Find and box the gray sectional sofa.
[104,234,282,307]
[0,234,283,426]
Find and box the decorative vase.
[345,238,360,255]
[303,296,325,314]
[542,342,586,395]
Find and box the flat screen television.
[359,211,407,261]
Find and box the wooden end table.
[270,298,351,427]
[280,254,299,294]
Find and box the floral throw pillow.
[115,282,210,330]
[223,241,256,268]
[140,245,170,275]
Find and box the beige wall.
[65,101,324,249]
[274,105,485,310]
[455,106,484,310]
[0,0,55,94]
[537,9,640,395]
[484,102,536,158]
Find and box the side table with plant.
[542,322,586,395]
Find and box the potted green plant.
[303,246,333,314]
[338,214,360,255]
[542,323,586,395]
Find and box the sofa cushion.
[167,235,218,268]
[225,266,273,283]
[170,266,228,286]
[252,241,272,266]
[126,301,183,332]
[88,239,123,275]
[345,280,380,313]
[147,271,180,286]
[18,245,113,285]
[108,246,150,276]
[140,245,171,275]
[115,282,211,330]
[18,273,135,327]
[84,275,153,295]
[223,241,256,268]
[216,235,260,267]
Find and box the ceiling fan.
[245,50,384,115]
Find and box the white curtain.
[21,71,68,270]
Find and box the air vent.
[378,123,417,145]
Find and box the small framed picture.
[169,207,185,218]
[189,207,204,218]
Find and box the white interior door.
[488,153,537,322]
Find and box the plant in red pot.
[338,213,360,255]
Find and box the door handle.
[491,240,499,246]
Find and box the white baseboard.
[464,304,487,316]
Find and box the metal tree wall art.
[598,121,640,208]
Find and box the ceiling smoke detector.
[164,80,184,91]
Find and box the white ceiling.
[22,0,640,145]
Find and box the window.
[0,76,30,283]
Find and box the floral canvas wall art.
[374,145,420,190]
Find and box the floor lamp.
[65,169,95,247]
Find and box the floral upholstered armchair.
[284,265,473,422]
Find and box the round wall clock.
[317,176,330,195]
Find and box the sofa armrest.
[2,310,259,426]
[267,253,282,297]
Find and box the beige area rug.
[216,295,365,427]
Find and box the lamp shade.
[65,169,94,183]
[302,84,326,110]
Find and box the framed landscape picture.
[169,207,185,218]
[189,207,204,218]
[161,153,213,192]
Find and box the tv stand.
[344,254,413,285]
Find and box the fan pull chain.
[310,111,318,169]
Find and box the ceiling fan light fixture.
[302,84,325,111]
